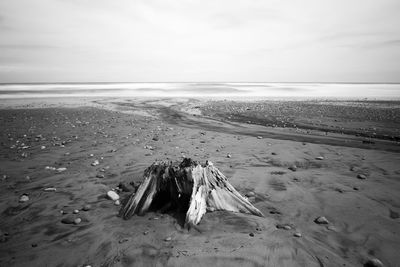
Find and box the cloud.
[0,0,399,82]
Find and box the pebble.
[245,191,255,197]
[357,174,367,180]
[96,174,105,178]
[41,146,46,149]
[73,209,79,214]
[288,165,297,172]
[19,194,29,203]
[74,218,82,225]
[226,154,232,158]
[364,258,384,267]
[249,232,254,237]
[118,182,131,192]
[114,200,120,206]
[314,216,329,224]
[165,237,172,241]
[57,167,67,172]
[257,136,263,139]
[271,152,277,155]
[315,156,324,160]
[61,216,75,224]
[293,232,302,237]
[276,224,292,230]
[119,238,129,244]
[107,190,119,201]
[143,231,149,235]
[91,160,99,166]
[82,204,91,211]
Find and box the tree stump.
[120,158,264,227]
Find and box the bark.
[120,158,263,227]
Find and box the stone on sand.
[91,160,99,166]
[315,156,324,160]
[19,194,29,203]
[74,218,82,225]
[294,232,302,237]
[314,216,329,224]
[61,216,75,224]
[288,165,297,172]
[364,258,384,267]
[107,190,119,201]
[357,174,367,180]
[82,204,91,211]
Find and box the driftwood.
[120,158,263,227]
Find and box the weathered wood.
[120,158,263,226]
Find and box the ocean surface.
[0,82,399,100]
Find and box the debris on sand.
[44,187,57,192]
[121,158,263,227]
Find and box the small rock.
[96,174,105,178]
[353,186,359,191]
[364,258,384,267]
[73,209,79,214]
[288,165,297,172]
[226,154,232,158]
[257,136,262,139]
[314,216,329,224]
[118,182,131,192]
[245,191,255,197]
[119,238,129,244]
[165,237,172,241]
[115,200,120,205]
[82,204,91,211]
[61,216,75,224]
[107,190,119,201]
[249,232,254,237]
[143,231,149,235]
[276,224,291,230]
[293,232,302,237]
[19,194,29,203]
[57,167,67,172]
[271,152,277,155]
[357,174,367,180]
[91,160,99,166]
[41,146,46,149]
[74,218,82,225]
[315,156,324,160]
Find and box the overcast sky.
[0,0,399,83]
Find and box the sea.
[0,82,399,100]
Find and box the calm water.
[0,82,399,100]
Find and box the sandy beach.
[0,97,399,267]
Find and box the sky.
[0,0,399,83]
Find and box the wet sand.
[0,98,399,267]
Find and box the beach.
[0,97,399,267]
